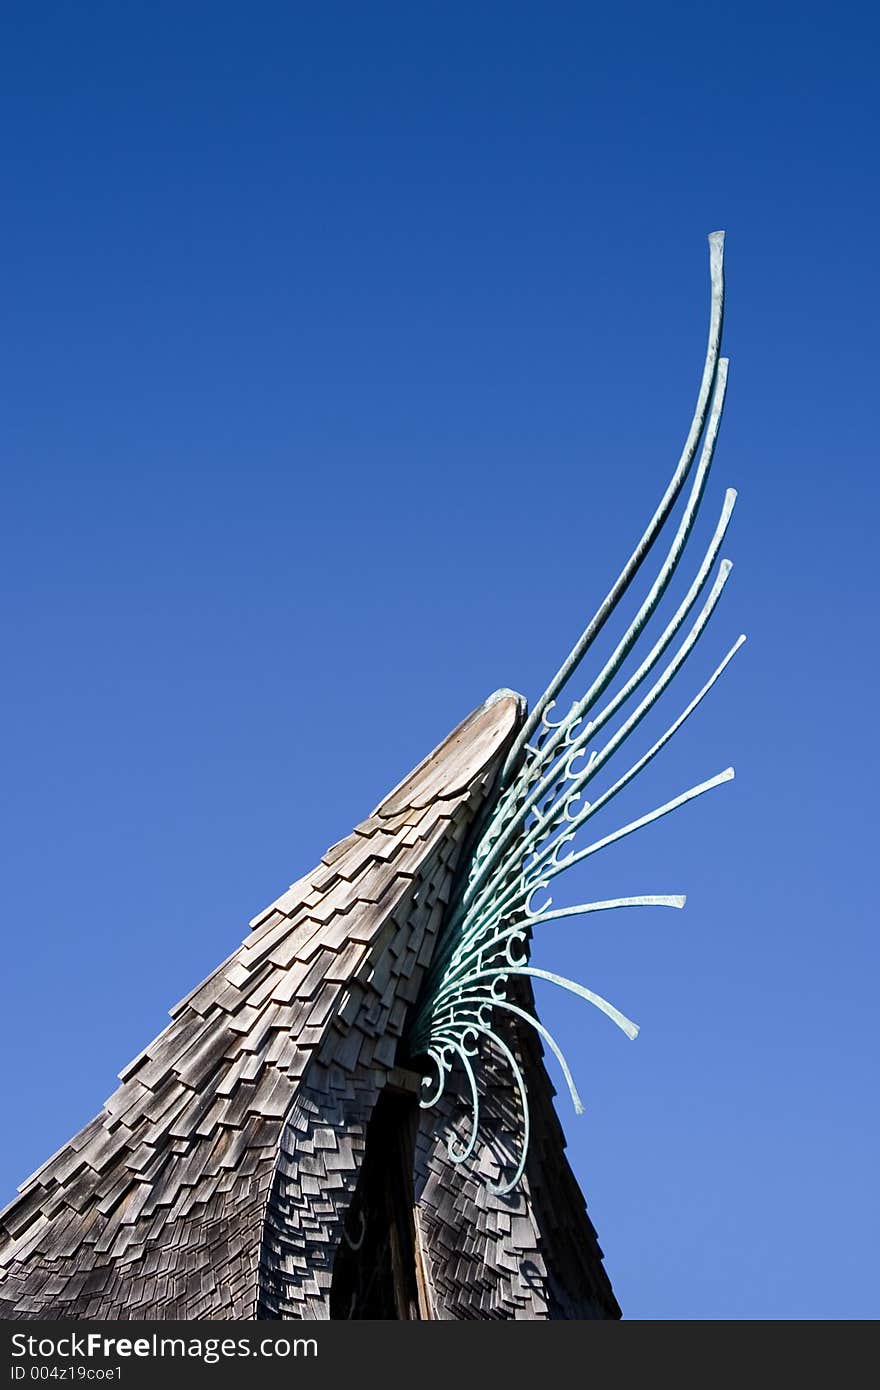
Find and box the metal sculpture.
[407,231,743,1194]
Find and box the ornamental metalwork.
[406,231,743,1193]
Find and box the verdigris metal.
[407,231,743,1194]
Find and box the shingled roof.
[0,691,619,1320]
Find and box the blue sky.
[1,2,877,1320]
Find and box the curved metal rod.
[419,1047,451,1108]
[527,894,686,923]
[544,361,729,758]
[482,360,731,881]
[469,764,734,949]
[466,551,735,935]
[562,490,737,773]
[409,235,743,1200]
[465,565,739,926]
[431,964,639,1040]
[431,1030,482,1165]
[482,618,738,953]
[465,1020,531,1196]
[435,990,586,1115]
[529,636,746,884]
[444,896,685,985]
[561,570,736,809]
[489,473,735,870]
[502,230,726,781]
[560,766,734,877]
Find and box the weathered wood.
[0,691,617,1322]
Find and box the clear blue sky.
[1,2,877,1320]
